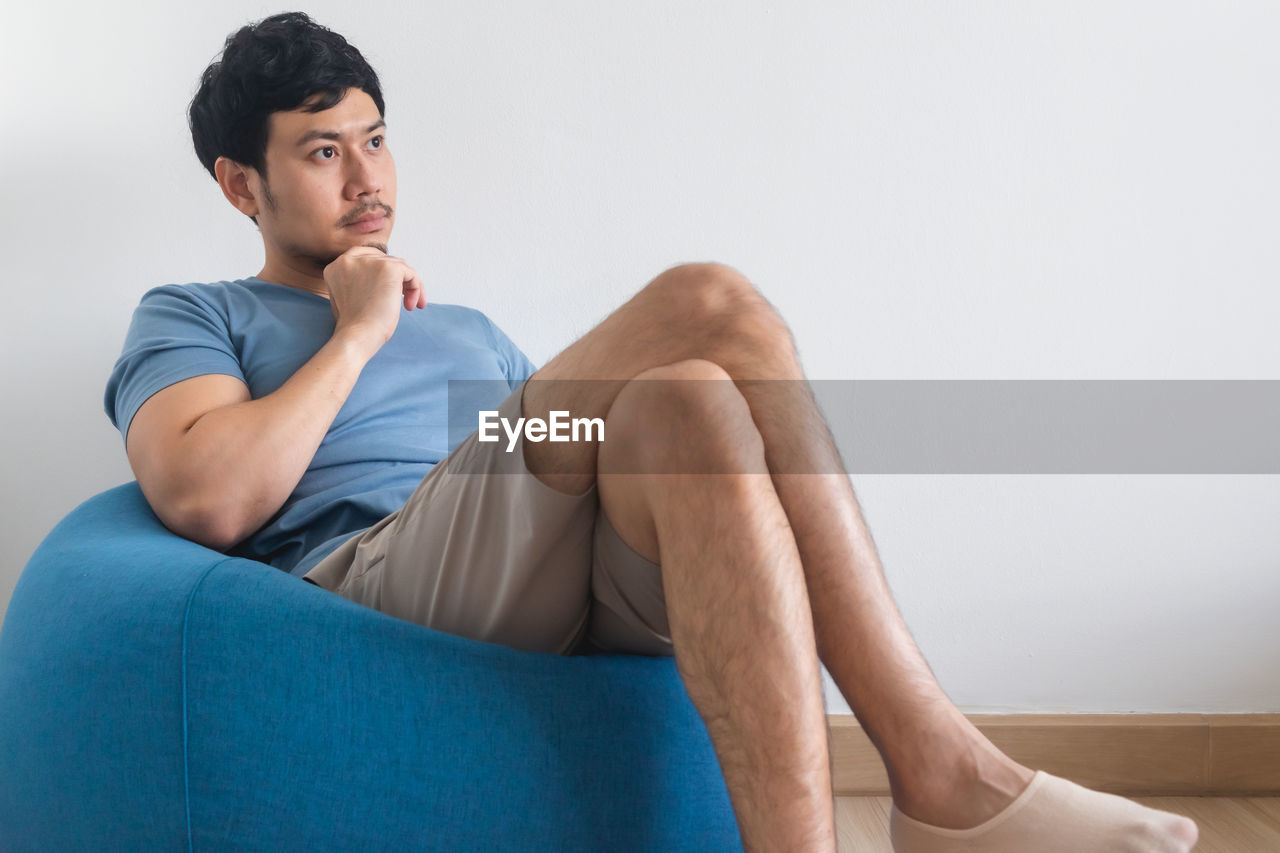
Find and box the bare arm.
[124,247,426,551]
[127,330,378,549]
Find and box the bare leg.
[521,263,1009,817]
[596,359,834,851]
[520,263,1197,846]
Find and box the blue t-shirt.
[103,276,537,578]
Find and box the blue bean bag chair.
[0,482,743,852]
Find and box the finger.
[401,276,419,311]
[403,266,425,310]
[413,277,426,309]
[413,271,427,309]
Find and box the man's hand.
[324,246,427,354]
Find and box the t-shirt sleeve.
[480,312,538,389]
[103,284,246,445]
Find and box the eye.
[314,145,336,160]
[368,135,384,150]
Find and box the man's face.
[252,87,396,269]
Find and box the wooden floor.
[835,796,1280,852]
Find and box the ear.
[214,156,261,219]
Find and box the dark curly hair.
[188,12,385,223]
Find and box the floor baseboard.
[827,713,1280,796]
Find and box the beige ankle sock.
[889,770,1199,853]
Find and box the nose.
[345,150,382,199]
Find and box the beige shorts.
[301,381,673,657]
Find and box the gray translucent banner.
[447,379,1280,474]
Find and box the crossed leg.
[519,263,1199,852]
[596,358,835,850]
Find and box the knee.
[647,262,757,314]
[644,263,797,371]
[600,359,765,474]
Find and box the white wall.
[2,2,1276,714]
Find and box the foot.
[893,740,1037,830]
[891,744,1199,852]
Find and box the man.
[104,12,1199,852]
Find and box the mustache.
[340,203,393,226]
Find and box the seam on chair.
[181,557,238,853]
